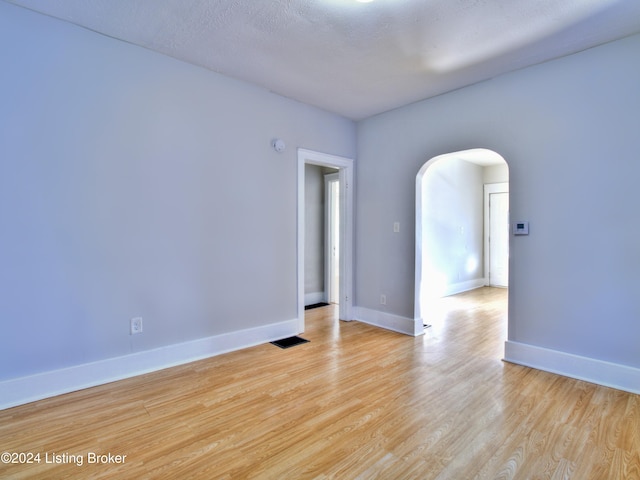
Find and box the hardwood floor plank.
[1,288,638,479]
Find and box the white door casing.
[297,149,354,332]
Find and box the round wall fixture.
[272,138,286,152]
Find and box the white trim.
[504,340,640,395]
[305,292,326,305]
[298,148,354,331]
[484,182,509,286]
[354,306,423,337]
[441,279,486,297]
[0,319,298,411]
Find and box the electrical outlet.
[130,317,143,335]
[380,294,387,305]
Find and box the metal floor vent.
[271,336,310,349]
[304,303,329,310]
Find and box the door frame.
[297,149,354,332]
[484,182,509,286]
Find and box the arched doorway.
[415,148,509,328]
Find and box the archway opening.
[415,148,509,331]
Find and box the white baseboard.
[504,340,640,395]
[305,292,326,305]
[0,319,299,411]
[443,279,486,297]
[353,306,423,336]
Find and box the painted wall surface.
[0,3,355,382]
[483,164,509,184]
[304,164,325,300]
[421,158,484,297]
[357,33,640,368]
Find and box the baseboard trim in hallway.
[504,340,640,395]
[0,318,299,410]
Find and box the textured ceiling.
[7,0,640,119]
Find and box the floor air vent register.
[270,336,310,349]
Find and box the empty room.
[1,0,639,478]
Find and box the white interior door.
[489,191,509,287]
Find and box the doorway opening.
[325,172,340,305]
[415,148,509,331]
[297,149,354,333]
[302,165,339,308]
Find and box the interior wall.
[304,164,325,303]
[420,158,484,298]
[484,164,509,184]
[356,33,640,370]
[0,2,356,382]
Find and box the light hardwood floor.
[1,288,638,479]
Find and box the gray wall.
[304,164,325,300]
[357,33,640,369]
[2,0,638,392]
[304,165,339,304]
[0,3,356,381]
